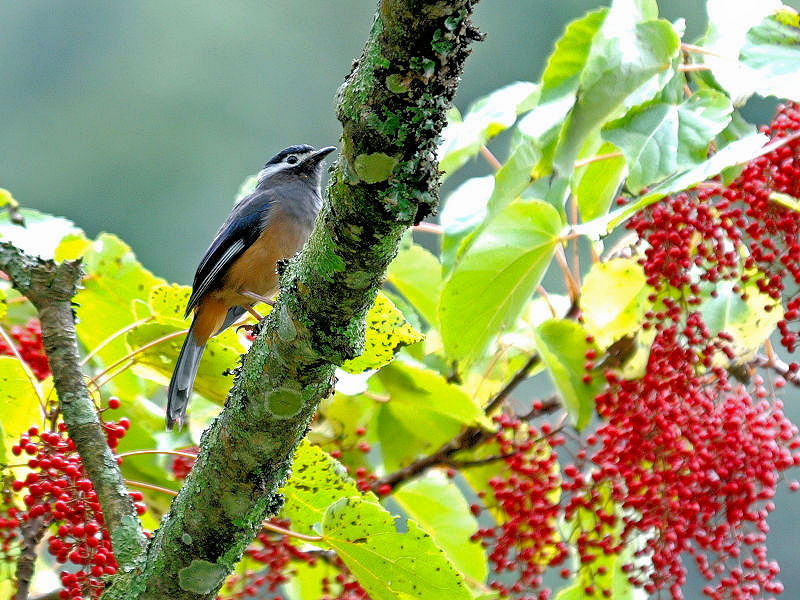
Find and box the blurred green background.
[2,1,800,597]
[3,0,794,283]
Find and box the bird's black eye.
[286,155,298,165]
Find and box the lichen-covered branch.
[0,243,148,574]
[103,1,481,599]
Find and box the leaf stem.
[480,145,503,171]
[573,151,623,169]
[80,316,154,366]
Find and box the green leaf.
[393,472,487,583]
[341,293,424,374]
[438,82,539,179]
[0,356,42,462]
[321,496,472,600]
[740,10,800,102]
[126,322,243,403]
[440,176,493,274]
[0,288,6,321]
[550,18,681,181]
[770,192,800,212]
[54,232,93,262]
[579,259,649,350]
[386,243,442,328]
[484,133,541,217]
[602,90,732,193]
[576,132,769,238]
[377,361,490,429]
[532,320,601,430]
[573,140,627,222]
[701,1,797,104]
[520,8,609,178]
[280,440,367,536]
[698,280,783,360]
[76,233,165,398]
[148,283,192,324]
[440,200,562,367]
[0,208,83,259]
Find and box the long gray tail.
[166,320,205,431]
[166,306,246,430]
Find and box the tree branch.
[0,243,148,576]
[103,2,482,598]
[12,515,47,600]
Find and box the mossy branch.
[0,242,148,575]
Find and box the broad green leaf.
[698,280,783,360]
[484,133,541,216]
[0,188,18,210]
[701,0,792,104]
[377,361,490,429]
[0,288,6,321]
[602,90,732,193]
[438,82,539,179]
[532,320,601,430]
[770,192,800,212]
[54,232,93,262]
[0,208,83,259]
[76,233,165,398]
[440,200,562,367]
[575,132,769,238]
[573,140,627,222]
[550,18,681,181]
[126,322,243,403]
[0,356,42,461]
[440,175,493,273]
[372,360,490,470]
[393,472,487,583]
[521,8,609,178]
[280,440,367,536]
[386,243,442,328]
[579,259,649,349]
[740,10,800,102]
[149,283,192,324]
[321,496,472,600]
[342,293,424,374]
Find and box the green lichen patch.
[267,387,304,418]
[178,559,227,594]
[353,152,399,184]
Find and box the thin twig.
[80,317,154,366]
[117,449,199,460]
[573,151,623,169]
[13,515,47,600]
[678,64,712,72]
[412,221,444,235]
[480,145,502,171]
[752,353,800,387]
[681,43,735,61]
[262,520,323,542]
[88,329,187,388]
[554,244,580,301]
[124,479,179,497]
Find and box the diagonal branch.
[0,244,149,577]
[102,2,483,598]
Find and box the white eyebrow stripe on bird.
[194,238,246,300]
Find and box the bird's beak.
[310,146,337,162]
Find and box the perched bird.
[166,144,336,430]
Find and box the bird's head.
[257,144,336,191]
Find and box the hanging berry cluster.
[469,103,800,600]
[2,414,140,600]
[0,318,50,380]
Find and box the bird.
[166,144,336,430]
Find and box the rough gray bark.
[0,244,148,576]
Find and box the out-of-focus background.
[2,2,800,596]
[2,0,795,282]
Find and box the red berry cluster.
[718,102,800,357]
[0,318,50,380]
[4,416,140,600]
[470,410,566,600]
